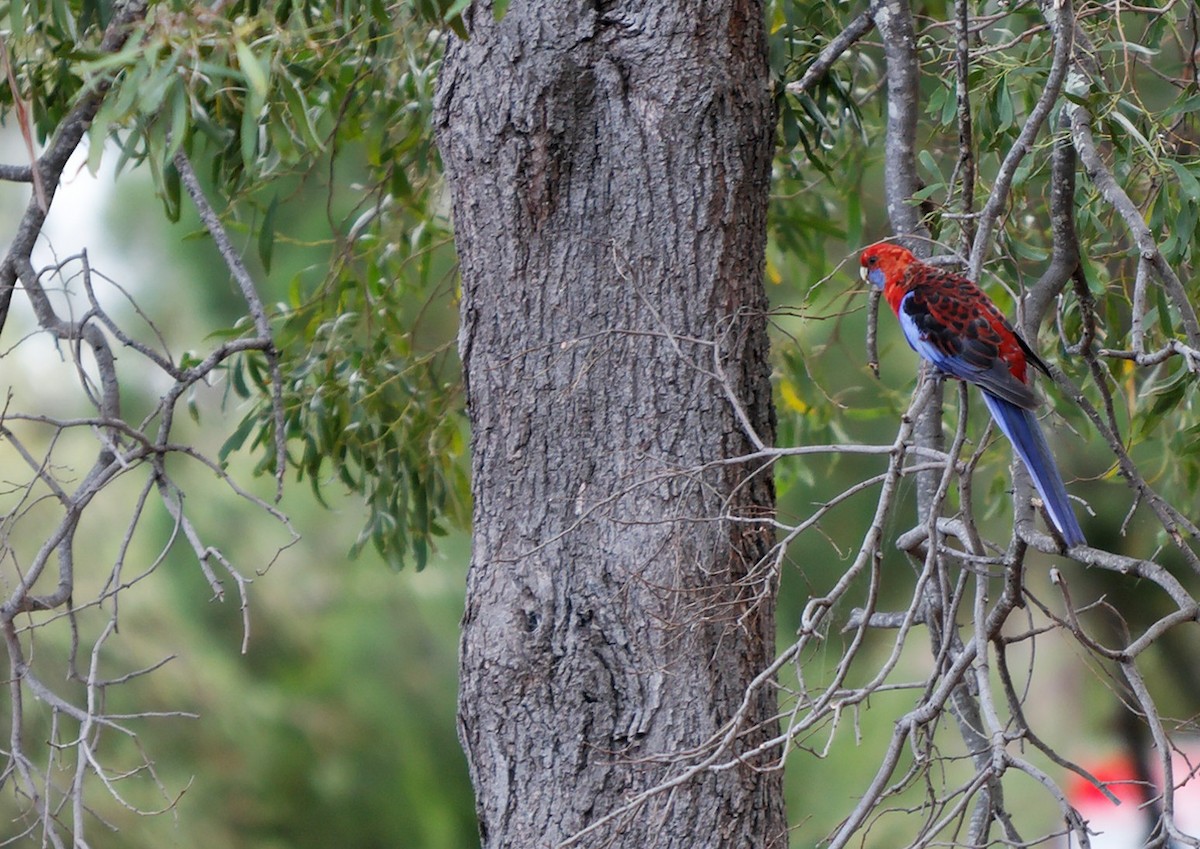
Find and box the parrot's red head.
[860,242,916,292]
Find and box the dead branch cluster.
[0,3,294,845]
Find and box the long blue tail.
[981,392,1085,548]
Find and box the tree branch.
[967,0,1074,280]
[785,11,874,97]
[172,151,287,498]
[0,0,149,334]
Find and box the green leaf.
[166,81,189,158]
[996,81,1014,127]
[235,39,270,101]
[444,0,470,36]
[1008,238,1048,262]
[1162,93,1200,119]
[1156,287,1174,337]
[1138,370,1193,438]
[187,388,200,424]
[1166,159,1200,203]
[1108,111,1158,163]
[282,77,323,151]
[258,194,279,273]
[137,51,182,114]
[442,0,471,20]
[918,149,941,180]
[911,182,945,202]
[241,89,264,167]
[231,359,251,399]
[50,0,77,40]
[1098,41,1159,57]
[162,160,181,222]
[781,101,800,152]
[219,414,258,463]
[87,97,118,174]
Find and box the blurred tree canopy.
[0,0,1199,847]
[0,1,478,845]
[21,0,471,568]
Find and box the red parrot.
[860,241,1085,548]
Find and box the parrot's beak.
[859,266,868,282]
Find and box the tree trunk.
[435,2,784,846]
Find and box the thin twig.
[172,150,287,498]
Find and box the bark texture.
[434,1,784,847]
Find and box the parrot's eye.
[867,256,877,265]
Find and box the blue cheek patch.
[867,268,887,289]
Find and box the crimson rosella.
[860,241,1085,547]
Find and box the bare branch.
[1068,106,1200,353]
[872,0,931,249]
[967,0,1074,280]
[785,12,874,97]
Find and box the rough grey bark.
[434,2,784,847]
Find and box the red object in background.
[1064,746,1200,848]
